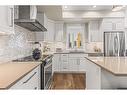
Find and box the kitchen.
[0,5,127,90]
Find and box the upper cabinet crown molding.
[63,11,124,18]
[0,6,14,35]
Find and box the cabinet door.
[0,6,14,35]
[55,23,63,42]
[89,20,103,42]
[44,19,55,42]
[102,19,113,31]
[102,18,124,31]
[52,54,61,72]
[115,19,124,31]
[69,58,78,71]
[79,59,87,72]
[60,62,69,71]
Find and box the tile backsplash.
[85,42,103,53]
[0,25,35,63]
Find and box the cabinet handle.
[23,72,37,84]
[10,7,13,27]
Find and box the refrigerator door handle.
[114,35,118,56]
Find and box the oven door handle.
[44,62,52,69]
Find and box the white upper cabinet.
[89,20,102,42]
[102,18,124,31]
[0,6,14,35]
[43,13,48,29]
[44,19,55,42]
[55,22,64,42]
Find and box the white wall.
[0,25,35,63]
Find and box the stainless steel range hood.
[14,6,47,32]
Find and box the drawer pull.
[23,72,37,84]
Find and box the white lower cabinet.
[10,65,40,89]
[52,53,101,89]
[85,59,101,89]
[53,54,87,72]
[69,58,79,71]
[79,59,87,72]
[60,54,69,71]
[52,54,61,72]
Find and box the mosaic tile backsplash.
[0,25,35,63]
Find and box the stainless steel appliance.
[41,55,52,89]
[104,31,125,56]
[14,6,47,32]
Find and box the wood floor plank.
[51,73,86,89]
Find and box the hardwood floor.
[50,73,86,89]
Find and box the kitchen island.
[85,57,127,89]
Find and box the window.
[66,24,84,49]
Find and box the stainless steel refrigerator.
[104,31,125,56]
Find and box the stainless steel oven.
[41,55,52,89]
[44,58,52,89]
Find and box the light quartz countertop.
[85,57,127,76]
[0,62,40,89]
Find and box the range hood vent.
[14,6,47,32]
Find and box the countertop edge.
[85,57,127,76]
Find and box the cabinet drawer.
[61,54,68,61]
[10,66,39,89]
[61,54,68,58]
[69,54,87,58]
[60,62,69,71]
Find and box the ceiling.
[62,5,113,11]
[37,5,124,21]
[37,6,62,21]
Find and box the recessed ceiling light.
[112,5,123,11]
[93,5,96,8]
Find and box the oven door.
[44,62,52,89]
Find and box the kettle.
[32,48,42,60]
